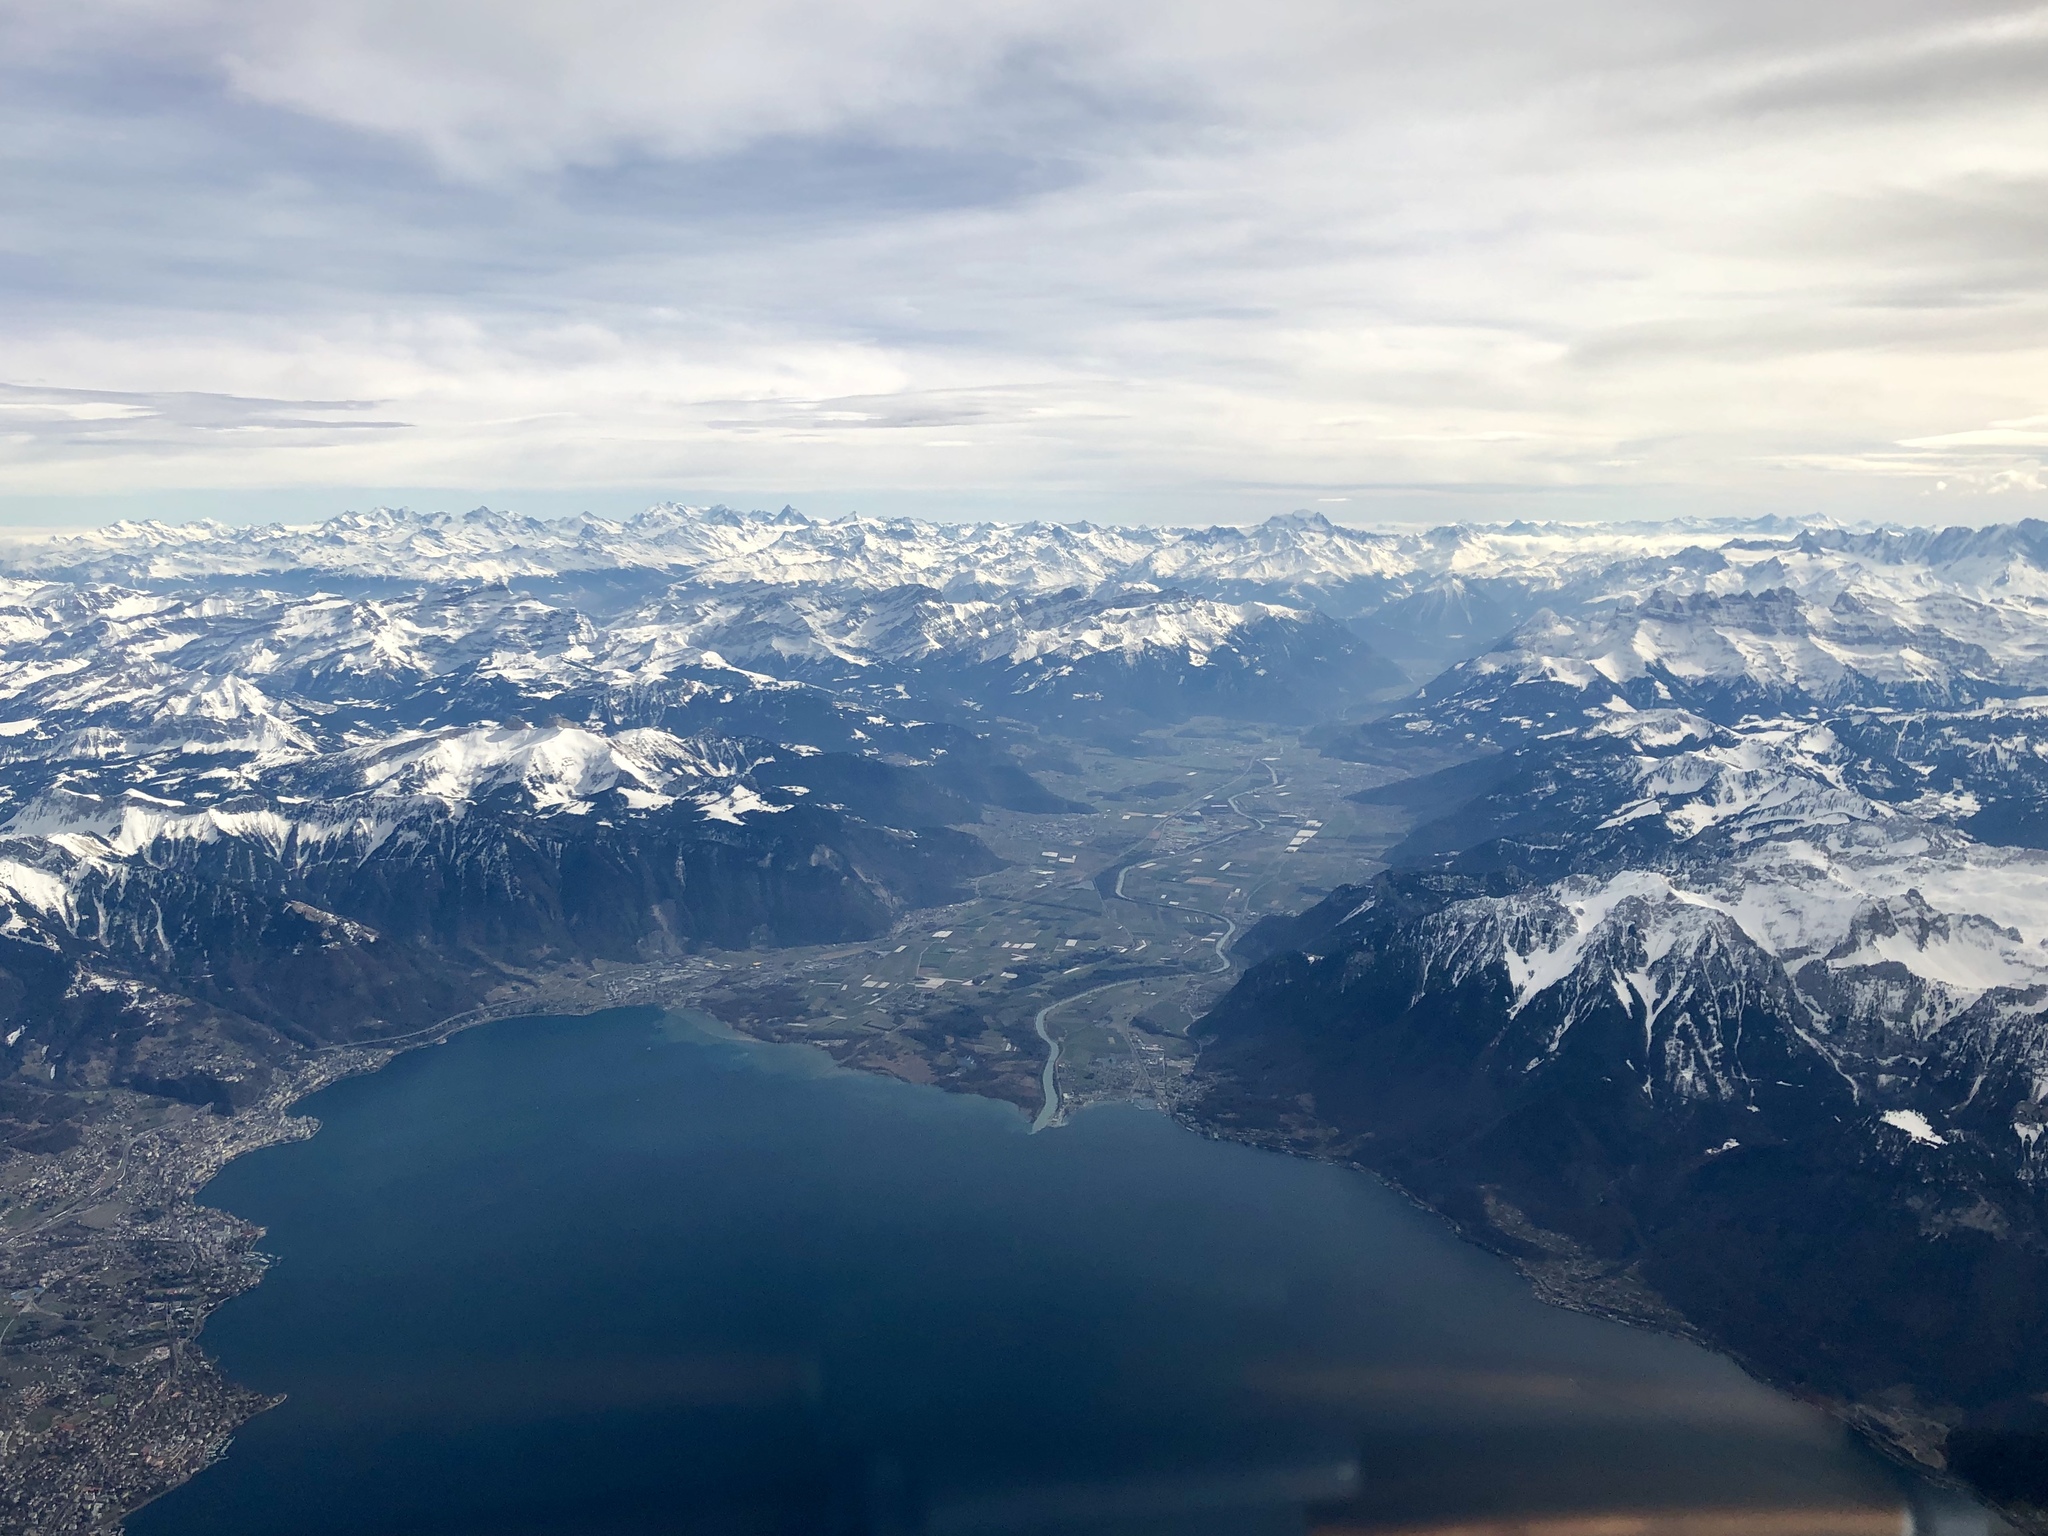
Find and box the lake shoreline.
[1156,1089,1992,1530]
[134,1002,1931,1536]
[3,959,640,1535]
[75,969,1968,1535]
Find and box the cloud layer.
[3,0,2047,521]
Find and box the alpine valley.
[8,504,2048,1530]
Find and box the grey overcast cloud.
[3,0,2047,524]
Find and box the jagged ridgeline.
[14,505,2048,1521]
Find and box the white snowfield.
[1434,834,2048,1039]
[340,725,765,811]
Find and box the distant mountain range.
[0,502,1813,590]
[8,504,2048,1523]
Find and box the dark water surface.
[134,1011,1935,1536]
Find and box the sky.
[3,1,2048,528]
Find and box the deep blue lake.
[132,1010,1930,1536]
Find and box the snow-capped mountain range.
[3,503,2047,1024]
[12,502,2048,1510]
[1288,704,2048,1147]
[0,503,1773,593]
[6,505,2048,1041]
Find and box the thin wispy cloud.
[1,0,2045,521]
